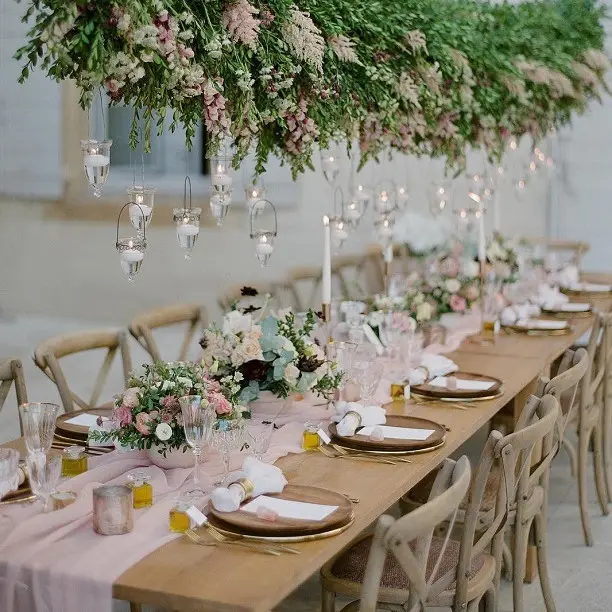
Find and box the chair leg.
[483,586,497,612]
[491,529,504,596]
[592,423,610,516]
[563,437,578,479]
[534,512,556,612]
[322,586,336,612]
[603,397,612,503]
[467,594,483,612]
[578,428,595,546]
[129,604,142,612]
[512,518,531,612]
[502,540,513,582]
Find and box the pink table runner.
[0,422,304,612]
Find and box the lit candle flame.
[260,234,268,243]
[128,239,134,248]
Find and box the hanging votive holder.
[173,208,201,260]
[249,199,277,267]
[344,198,363,229]
[374,184,396,215]
[211,155,233,197]
[320,149,340,185]
[210,194,231,226]
[329,216,348,251]
[116,202,147,282]
[395,183,409,209]
[81,139,112,198]
[374,214,395,248]
[245,183,267,215]
[127,185,156,233]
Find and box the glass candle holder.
[245,184,266,213]
[93,485,133,535]
[329,216,348,251]
[320,151,340,185]
[61,446,88,478]
[116,236,146,281]
[173,207,202,259]
[396,184,409,209]
[252,231,275,267]
[210,194,231,226]
[344,198,364,228]
[127,471,153,509]
[374,214,395,247]
[127,186,156,232]
[80,139,112,197]
[169,500,192,533]
[211,156,233,196]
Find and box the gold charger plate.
[206,515,355,543]
[209,484,354,537]
[411,371,503,401]
[561,287,612,299]
[329,414,445,452]
[333,438,446,456]
[412,390,504,403]
[55,408,112,441]
[503,324,571,336]
[541,308,591,319]
[0,480,35,506]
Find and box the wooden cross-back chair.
[285,266,324,312]
[321,456,473,612]
[128,304,207,363]
[217,284,277,314]
[0,359,28,436]
[522,237,590,268]
[333,254,370,301]
[599,313,612,505]
[33,330,132,414]
[400,394,561,612]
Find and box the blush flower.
[135,412,153,435]
[113,405,133,427]
[208,391,233,415]
[449,294,467,313]
[122,387,141,409]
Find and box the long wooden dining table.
[3,300,610,612]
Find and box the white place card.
[429,377,494,391]
[358,425,435,441]
[65,413,102,428]
[559,303,590,312]
[516,319,568,330]
[242,496,338,521]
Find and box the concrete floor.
[1,313,611,612]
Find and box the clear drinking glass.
[247,422,275,460]
[353,361,383,405]
[212,421,245,485]
[0,448,20,497]
[26,452,61,512]
[19,403,59,455]
[179,395,216,494]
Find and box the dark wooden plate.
[329,414,446,452]
[209,484,353,537]
[411,371,502,400]
[55,408,112,441]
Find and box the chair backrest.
[217,284,277,314]
[360,456,471,612]
[0,359,28,435]
[576,313,604,422]
[129,304,207,363]
[33,329,132,414]
[521,237,589,268]
[332,254,369,300]
[285,266,323,312]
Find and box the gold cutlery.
[330,442,412,464]
[185,527,281,555]
[319,445,397,465]
[413,397,470,411]
[202,520,300,555]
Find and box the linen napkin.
[531,283,568,309]
[210,456,288,512]
[334,401,386,436]
[500,303,542,326]
[554,265,580,288]
[408,354,458,386]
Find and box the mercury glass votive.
[116,236,146,281]
[173,207,202,259]
[93,485,134,535]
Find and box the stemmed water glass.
[212,421,245,485]
[19,403,59,455]
[246,422,275,460]
[0,448,20,498]
[179,395,216,495]
[26,452,61,512]
[352,361,383,406]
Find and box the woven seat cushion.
[330,535,486,590]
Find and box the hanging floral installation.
[15,0,609,176]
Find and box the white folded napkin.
[334,401,386,436]
[532,283,568,308]
[501,303,542,326]
[515,318,568,330]
[408,354,458,386]
[554,265,580,288]
[568,282,612,293]
[210,456,288,512]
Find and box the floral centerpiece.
[89,361,246,454]
[200,306,342,405]
[486,232,520,283]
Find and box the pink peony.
[449,294,467,313]
[207,391,232,415]
[113,404,133,427]
[439,257,460,278]
[135,412,153,435]
[203,376,221,393]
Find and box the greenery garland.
[15,0,609,177]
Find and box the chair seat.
[321,533,494,606]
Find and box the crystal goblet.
[19,403,59,455]
[26,452,61,512]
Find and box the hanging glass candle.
[395,183,409,209]
[211,154,233,198]
[245,182,266,215]
[344,197,364,229]
[329,216,349,250]
[210,194,231,226]
[81,139,112,197]
[374,181,397,215]
[116,202,146,281]
[429,180,451,216]
[320,146,341,186]
[249,199,277,267]
[127,185,156,233]
[374,214,395,248]
[173,176,201,259]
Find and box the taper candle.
[322,215,331,306]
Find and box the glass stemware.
[352,360,383,405]
[246,422,275,460]
[26,452,61,512]
[212,421,245,485]
[179,395,216,494]
[19,403,59,455]
[0,448,20,498]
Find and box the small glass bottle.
[61,446,88,478]
[302,422,320,450]
[169,500,192,533]
[127,471,153,509]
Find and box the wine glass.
[352,360,383,406]
[212,421,245,485]
[19,403,59,455]
[0,448,20,498]
[246,422,275,460]
[26,452,61,512]
[179,395,216,495]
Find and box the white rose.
[282,338,296,355]
[155,423,173,441]
[241,336,264,362]
[161,380,176,392]
[222,310,253,336]
[462,260,480,278]
[413,292,425,305]
[283,364,300,384]
[445,279,461,294]
[416,302,434,322]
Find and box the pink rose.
[122,387,141,409]
[439,257,459,278]
[449,294,467,313]
[465,285,479,302]
[106,79,120,94]
[207,391,232,416]
[135,412,153,435]
[113,404,133,427]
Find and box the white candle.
[346,206,361,221]
[478,203,486,263]
[121,249,144,263]
[384,245,393,264]
[212,174,232,187]
[84,154,110,167]
[178,223,199,236]
[256,242,274,256]
[131,203,152,217]
[322,216,331,305]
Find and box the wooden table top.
[5,300,610,612]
